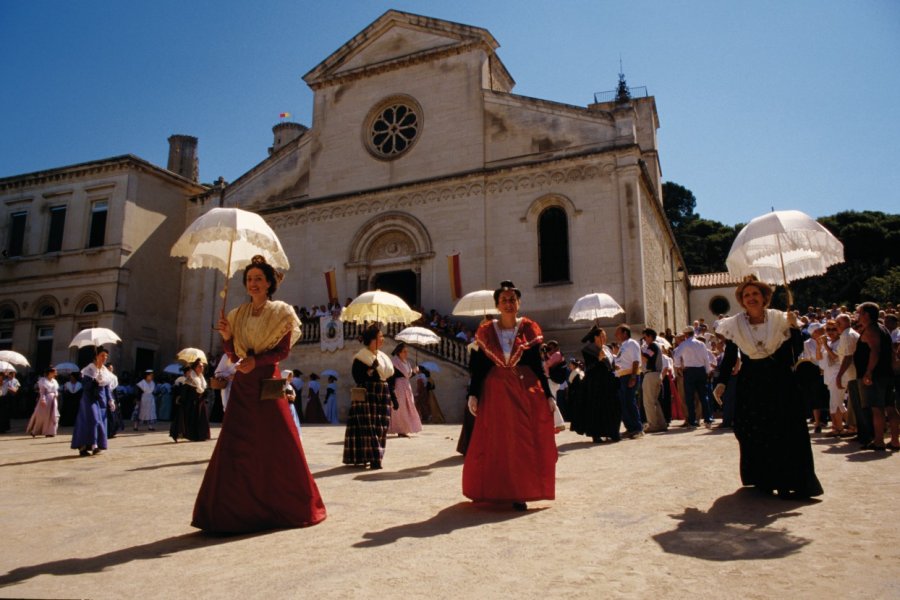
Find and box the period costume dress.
[463,317,557,503]
[180,370,210,441]
[570,342,621,442]
[324,381,339,424]
[716,309,823,497]
[342,347,395,468]
[26,376,60,437]
[303,379,328,423]
[70,363,114,453]
[136,378,157,427]
[388,356,423,435]
[192,300,326,532]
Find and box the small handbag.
[350,387,367,404]
[209,376,229,390]
[259,378,286,401]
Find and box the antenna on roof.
[615,54,631,104]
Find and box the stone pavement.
[1,419,898,599]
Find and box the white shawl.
[353,347,394,381]
[716,309,790,359]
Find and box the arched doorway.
[371,270,418,308]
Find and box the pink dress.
[26,377,60,437]
[388,357,423,435]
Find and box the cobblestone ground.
[1,420,898,599]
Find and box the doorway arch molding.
[347,211,435,269]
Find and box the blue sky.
[1,0,898,225]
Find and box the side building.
[0,141,207,377]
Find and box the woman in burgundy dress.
[463,281,558,511]
[192,255,326,533]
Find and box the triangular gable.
[303,9,511,88]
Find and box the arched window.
[538,206,570,283]
[39,305,56,318]
[81,303,99,314]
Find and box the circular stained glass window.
[365,96,422,160]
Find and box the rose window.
[365,97,421,159]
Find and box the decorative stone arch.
[520,193,581,223]
[347,211,435,304]
[348,211,434,266]
[74,292,104,315]
[32,295,61,319]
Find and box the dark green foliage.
[662,183,900,306]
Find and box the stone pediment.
[303,9,510,88]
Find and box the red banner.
[447,253,462,301]
[324,269,338,303]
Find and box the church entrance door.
[370,270,417,308]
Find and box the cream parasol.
[451,290,499,317]
[726,209,844,305]
[176,347,208,365]
[170,207,290,312]
[0,360,16,372]
[69,327,122,349]
[0,350,29,368]
[54,362,80,374]
[341,290,421,325]
[568,293,625,322]
[395,326,440,346]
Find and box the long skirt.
[734,357,823,497]
[388,377,423,435]
[304,391,328,424]
[342,381,391,466]
[192,366,326,533]
[463,366,557,503]
[26,395,59,436]
[70,399,107,450]
[571,367,621,440]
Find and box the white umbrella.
[0,350,29,368]
[568,293,625,322]
[341,290,421,325]
[170,207,290,311]
[54,362,80,374]
[0,360,15,372]
[726,210,844,304]
[69,327,122,349]
[451,290,499,316]
[655,336,672,350]
[395,326,440,346]
[176,347,208,365]
[164,363,184,375]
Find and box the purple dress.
[70,374,111,451]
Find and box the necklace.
[497,322,518,355]
[250,300,267,316]
[744,312,768,350]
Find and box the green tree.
[662,182,698,232]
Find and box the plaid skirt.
[342,380,391,466]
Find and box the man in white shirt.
[835,313,861,435]
[674,327,713,427]
[614,325,643,438]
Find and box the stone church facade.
[179,10,688,351]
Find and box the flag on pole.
[447,253,462,301]
[279,112,291,119]
[324,268,338,303]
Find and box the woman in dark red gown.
[192,255,326,533]
[463,281,558,511]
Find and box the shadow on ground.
[0,531,268,588]
[354,501,537,548]
[653,487,816,561]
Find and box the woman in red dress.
[192,255,326,533]
[463,281,558,511]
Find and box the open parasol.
[451,290,499,317]
[341,290,421,325]
[395,326,440,346]
[176,347,208,365]
[54,362,80,374]
[69,327,122,349]
[170,207,290,313]
[0,360,16,372]
[0,350,29,368]
[568,293,625,322]
[726,209,844,305]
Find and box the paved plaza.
[1,419,898,599]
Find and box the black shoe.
[78,449,90,457]
[370,461,382,470]
[512,502,527,511]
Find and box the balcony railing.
[299,320,469,368]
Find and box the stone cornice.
[485,90,615,123]
[0,155,207,194]
[262,151,620,230]
[306,40,494,90]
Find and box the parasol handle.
[213,241,234,331]
[775,233,794,309]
